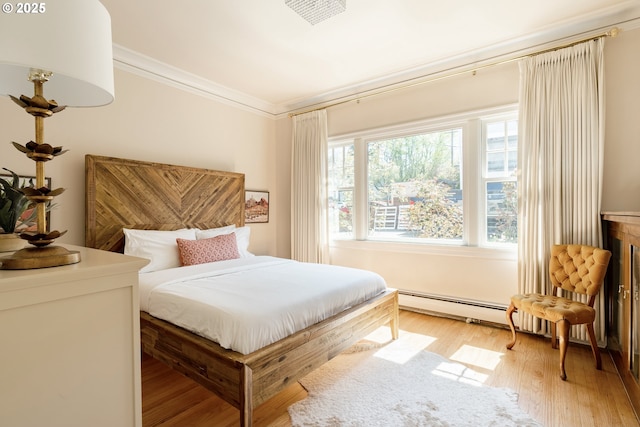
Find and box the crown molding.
[112,44,278,118]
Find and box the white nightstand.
[0,245,148,427]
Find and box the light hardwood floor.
[142,309,639,427]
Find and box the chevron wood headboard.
[85,155,245,252]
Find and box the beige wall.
[275,27,640,316]
[0,68,278,255]
[275,116,293,258]
[603,28,640,211]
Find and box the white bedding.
[139,256,387,354]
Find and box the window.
[367,129,463,242]
[328,144,355,239]
[328,106,518,248]
[483,118,518,244]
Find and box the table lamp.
[0,0,114,269]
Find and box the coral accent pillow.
[177,232,240,266]
[196,226,253,258]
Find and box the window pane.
[329,189,353,236]
[486,181,517,244]
[367,129,463,242]
[486,122,505,151]
[328,144,354,239]
[507,149,517,173]
[487,152,505,174]
[486,119,518,178]
[507,120,518,149]
[328,144,354,186]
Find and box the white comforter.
[139,256,387,354]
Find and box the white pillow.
[195,224,235,237]
[123,228,197,273]
[196,226,253,258]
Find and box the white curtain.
[518,39,606,342]
[291,110,329,263]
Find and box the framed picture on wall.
[0,172,52,232]
[245,190,269,223]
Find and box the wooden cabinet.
[603,212,640,416]
[0,245,148,427]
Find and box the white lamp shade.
[0,0,114,106]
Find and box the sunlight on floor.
[362,326,505,386]
[432,360,488,386]
[434,344,504,385]
[450,344,504,371]
[369,327,437,364]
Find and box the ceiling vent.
[285,0,346,25]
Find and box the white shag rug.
[288,340,542,427]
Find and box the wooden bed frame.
[85,155,399,427]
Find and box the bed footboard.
[141,288,399,427]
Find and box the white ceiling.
[100,0,640,116]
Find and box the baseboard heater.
[398,289,511,326]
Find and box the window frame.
[328,104,518,254]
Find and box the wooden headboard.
[85,155,245,252]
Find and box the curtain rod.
[288,27,620,118]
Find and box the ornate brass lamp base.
[0,70,81,270]
[0,246,80,270]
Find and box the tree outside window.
[367,129,463,242]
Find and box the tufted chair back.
[549,244,612,301]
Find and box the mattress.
[138,256,387,354]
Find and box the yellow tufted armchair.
[506,244,611,380]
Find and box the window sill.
[329,238,517,261]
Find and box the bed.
[84,154,399,427]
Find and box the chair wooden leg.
[550,321,557,349]
[557,319,570,381]
[586,322,602,370]
[506,302,517,349]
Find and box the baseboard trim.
[398,291,510,326]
